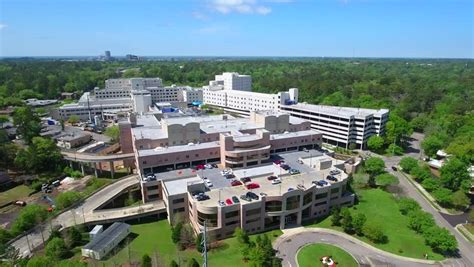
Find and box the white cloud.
[210,0,272,15]
[192,11,209,21]
[0,23,7,30]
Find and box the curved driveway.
[273,227,468,267]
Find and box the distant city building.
[57,132,92,149]
[104,50,111,61]
[125,54,140,61]
[23,98,58,107]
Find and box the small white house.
[82,222,130,260]
[89,225,104,241]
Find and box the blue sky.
[0,0,473,58]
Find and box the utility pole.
[201,221,208,267]
[25,232,31,252]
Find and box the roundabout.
[297,243,358,267]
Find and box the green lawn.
[0,185,33,206]
[465,224,474,235]
[297,243,358,267]
[304,188,444,261]
[102,220,282,266]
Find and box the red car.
[195,164,205,170]
[231,180,243,186]
[225,198,233,205]
[273,160,284,165]
[267,176,278,181]
[246,183,260,189]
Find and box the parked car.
[329,169,340,175]
[391,166,398,171]
[224,173,236,179]
[280,164,291,170]
[205,164,213,169]
[231,180,243,186]
[259,192,267,197]
[246,191,259,200]
[52,180,61,187]
[312,180,328,186]
[218,200,225,207]
[267,175,278,181]
[240,177,251,183]
[211,163,218,168]
[195,164,205,170]
[246,183,260,189]
[288,187,295,192]
[289,169,300,175]
[14,200,27,206]
[303,148,309,152]
[271,178,282,185]
[225,198,233,205]
[221,169,232,176]
[240,194,252,201]
[326,175,338,182]
[205,180,213,187]
[196,194,210,201]
[273,160,284,165]
[232,196,240,203]
[297,159,304,164]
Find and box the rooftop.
[83,222,130,251]
[138,141,220,157]
[164,177,203,196]
[283,103,389,118]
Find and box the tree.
[27,256,53,267]
[421,135,444,157]
[451,190,470,210]
[170,260,179,267]
[195,233,204,253]
[367,135,384,152]
[421,178,441,192]
[13,106,42,144]
[64,226,82,249]
[423,226,458,254]
[179,224,195,250]
[398,197,421,215]
[385,114,412,147]
[188,258,200,267]
[0,228,11,255]
[375,173,399,188]
[142,254,152,267]
[340,208,353,233]
[171,222,183,244]
[410,114,430,132]
[55,191,82,210]
[0,142,19,169]
[399,157,419,173]
[407,210,435,233]
[234,227,249,245]
[45,237,68,260]
[105,125,120,143]
[11,204,48,235]
[386,143,404,156]
[363,224,387,243]
[331,208,341,226]
[433,188,453,207]
[440,157,470,191]
[410,165,432,182]
[14,136,63,173]
[364,157,385,176]
[67,115,80,124]
[352,213,367,236]
[0,115,9,127]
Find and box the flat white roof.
[138,141,220,157]
[164,177,203,196]
[283,103,389,118]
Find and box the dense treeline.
[0,59,473,162]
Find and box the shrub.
[421,178,441,192]
[352,213,367,236]
[45,237,68,260]
[410,165,432,182]
[188,258,200,267]
[11,204,48,235]
[55,191,82,210]
[331,208,341,226]
[407,210,435,233]
[398,197,421,215]
[433,188,453,207]
[451,190,470,210]
[363,224,387,243]
[375,173,399,188]
[142,254,152,267]
[423,226,458,254]
[399,157,418,173]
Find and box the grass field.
[0,185,33,206]
[304,188,444,261]
[102,220,282,267]
[465,223,474,235]
[297,243,358,267]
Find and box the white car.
[271,178,282,185]
[205,180,213,187]
[205,164,213,169]
[217,200,225,207]
[221,169,232,176]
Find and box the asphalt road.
[274,228,443,267]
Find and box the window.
[225,210,239,218]
[315,192,328,200]
[314,201,327,207]
[303,192,313,205]
[246,218,260,224]
[286,195,300,210]
[172,198,185,204]
[265,201,282,212]
[173,207,185,213]
[225,220,239,226]
[331,188,339,194]
[245,208,261,217]
[197,211,218,227]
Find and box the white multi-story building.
[280,104,389,149]
[211,72,252,91]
